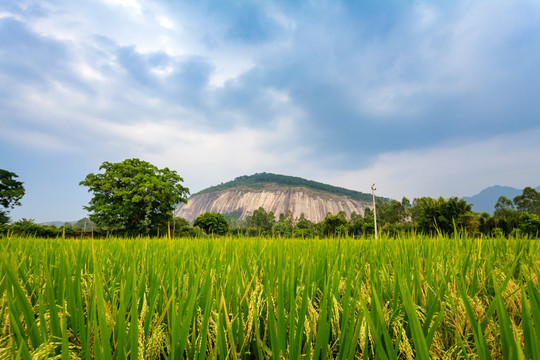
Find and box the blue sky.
[1,0,540,222]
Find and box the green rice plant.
[0,234,540,359]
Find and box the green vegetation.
[1,234,539,359]
[5,160,540,358]
[0,169,25,225]
[194,173,384,202]
[193,212,229,235]
[2,187,539,239]
[245,207,277,235]
[224,191,538,238]
[80,159,189,236]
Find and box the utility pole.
[371,184,378,240]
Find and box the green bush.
[193,212,229,235]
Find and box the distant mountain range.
[463,185,540,214]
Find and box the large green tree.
[80,159,189,236]
[0,169,25,224]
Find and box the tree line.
[2,159,540,238]
[189,186,540,238]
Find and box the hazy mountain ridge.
[463,185,540,214]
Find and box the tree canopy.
[246,207,276,235]
[0,169,25,224]
[322,212,348,236]
[80,159,189,236]
[513,187,540,215]
[193,212,229,235]
[412,197,473,235]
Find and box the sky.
[1,0,540,223]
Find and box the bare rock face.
[175,186,371,223]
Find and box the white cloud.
[156,14,174,29]
[14,0,262,88]
[325,128,540,200]
[101,0,143,15]
[75,63,106,81]
[3,0,540,223]
[83,115,310,193]
[0,11,21,20]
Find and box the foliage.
[194,172,384,202]
[172,217,201,237]
[7,218,58,237]
[1,235,539,358]
[80,158,189,236]
[0,169,25,224]
[377,198,409,224]
[226,217,247,236]
[518,212,540,236]
[295,213,312,230]
[245,206,276,235]
[495,195,515,213]
[184,184,540,238]
[291,213,314,237]
[273,211,294,237]
[490,188,540,236]
[347,211,363,236]
[193,212,229,235]
[478,212,496,235]
[321,211,348,237]
[513,186,540,215]
[412,196,474,235]
[1,218,104,238]
[72,217,96,230]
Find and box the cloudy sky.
[1,0,540,222]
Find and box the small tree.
[0,169,25,224]
[246,207,275,235]
[193,212,229,235]
[80,158,189,236]
[273,213,293,237]
[518,212,540,237]
[173,217,202,237]
[322,212,348,237]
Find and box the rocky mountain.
[175,173,379,223]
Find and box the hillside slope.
[175,173,375,223]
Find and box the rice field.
[1,234,539,359]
